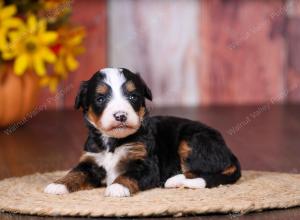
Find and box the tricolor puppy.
[44,68,241,197]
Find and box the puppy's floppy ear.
[137,73,152,101]
[74,81,88,110]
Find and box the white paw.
[105,183,130,197]
[183,178,206,189]
[44,183,69,195]
[164,174,186,188]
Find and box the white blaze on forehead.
[99,68,140,135]
[101,68,126,98]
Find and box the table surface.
[0,105,300,220]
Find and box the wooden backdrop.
[39,0,300,108]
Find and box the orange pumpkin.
[0,66,39,128]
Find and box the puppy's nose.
[113,111,128,122]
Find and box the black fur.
[72,159,106,188]
[121,68,152,101]
[147,116,241,187]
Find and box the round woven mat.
[0,170,300,217]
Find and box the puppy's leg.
[176,134,241,189]
[44,156,106,194]
[105,159,160,197]
[164,174,206,189]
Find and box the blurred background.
[42,0,300,108]
[1,0,300,125]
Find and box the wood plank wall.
[287,0,300,102]
[109,0,201,106]
[200,0,287,105]
[37,0,300,108]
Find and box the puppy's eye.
[96,95,105,103]
[128,94,138,102]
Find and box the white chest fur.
[85,147,129,185]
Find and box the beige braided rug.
[0,170,300,217]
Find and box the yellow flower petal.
[37,19,47,33]
[27,15,37,33]
[40,32,57,44]
[0,33,6,49]
[14,54,29,75]
[69,34,84,46]
[54,58,67,75]
[40,76,50,86]
[74,46,85,55]
[2,49,15,60]
[2,17,22,28]
[33,55,46,76]
[66,54,78,71]
[49,78,58,92]
[41,48,56,63]
[0,5,16,19]
[7,30,20,41]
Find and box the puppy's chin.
[89,121,141,138]
[103,126,139,138]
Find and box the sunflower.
[52,26,85,77]
[2,14,58,76]
[0,2,22,51]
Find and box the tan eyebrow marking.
[96,84,108,94]
[125,80,136,92]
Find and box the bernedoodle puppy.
[44,68,241,197]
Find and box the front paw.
[164,174,185,188]
[44,183,69,195]
[105,183,130,197]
